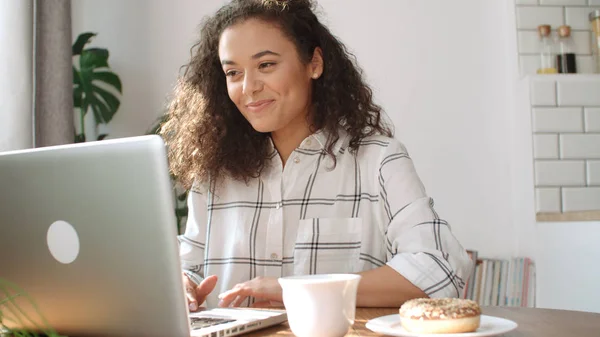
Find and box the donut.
[399,298,481,334]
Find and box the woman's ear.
[310,47,324,79]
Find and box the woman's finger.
[195,275,218,304]
[218,291,240,307]
[230,295,247,307]
[186,286,199,311]
[182,274,200,312]
[218,287,252,307]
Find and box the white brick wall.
[557,77,600,105]
[541,0,587,5]
[530,75,600,212]
[534,134,560,158]
[515,0,600,75]
[562,187,600,211]
[588,160,600,184]
[585,108,600,131]
[536,187,562,212]
[535,160,586,185]
[560,134,600,158]
[532,107,583,132]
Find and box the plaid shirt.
[179,129,473,308]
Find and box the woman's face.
[218,19,322,134]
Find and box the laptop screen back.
[0,136,190,337]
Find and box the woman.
[160,0,472,311]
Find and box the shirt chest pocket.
[293,217,362,275]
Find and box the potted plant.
[72,32,122,142]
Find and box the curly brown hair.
[160,0,393,189]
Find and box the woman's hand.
[184,274,218,312]
[217,276,283,308]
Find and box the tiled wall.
[516,0,600,75]
[529,75,600,213]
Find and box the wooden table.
[244,306,600,336]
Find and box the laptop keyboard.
[190,316,236,330]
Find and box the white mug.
[278,274,362,337]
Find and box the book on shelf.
[462,250,536,307]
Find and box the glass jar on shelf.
[556,25,577,74]
[537,24,557,74]
[590,10,600,73]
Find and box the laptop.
[0,135,287,337]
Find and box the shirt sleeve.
[178,184,208,287]
[379,139,473,298]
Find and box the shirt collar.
[267,127,350,157]
[299,128,349,155]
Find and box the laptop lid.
[0,135,190,337]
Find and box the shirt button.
[276,202,281,210]
[270,253,278,260]
[306,139,312,146]
[293,157,300,164]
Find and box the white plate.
[365,314,518,337]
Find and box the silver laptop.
[0,135,286,337]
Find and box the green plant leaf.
[72,31,123,143]
[73,67,83,108]
[81,99,90,120]
[74,133,86,143]
[92,85,120,114]
[92,71,122,93]
[72,66,81,85]
[89,98,109,125]
[89,85,120,123]
[97,134,108,141]
[175,208,188,217]
[0,279,67,337]
[73,45,121,125]
[73,88,82,109]
[80,49,109,70]
[72,32,96,56]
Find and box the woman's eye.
[259,62,276,69]
[225,70,240,77]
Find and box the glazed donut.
[399,298,481,334]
